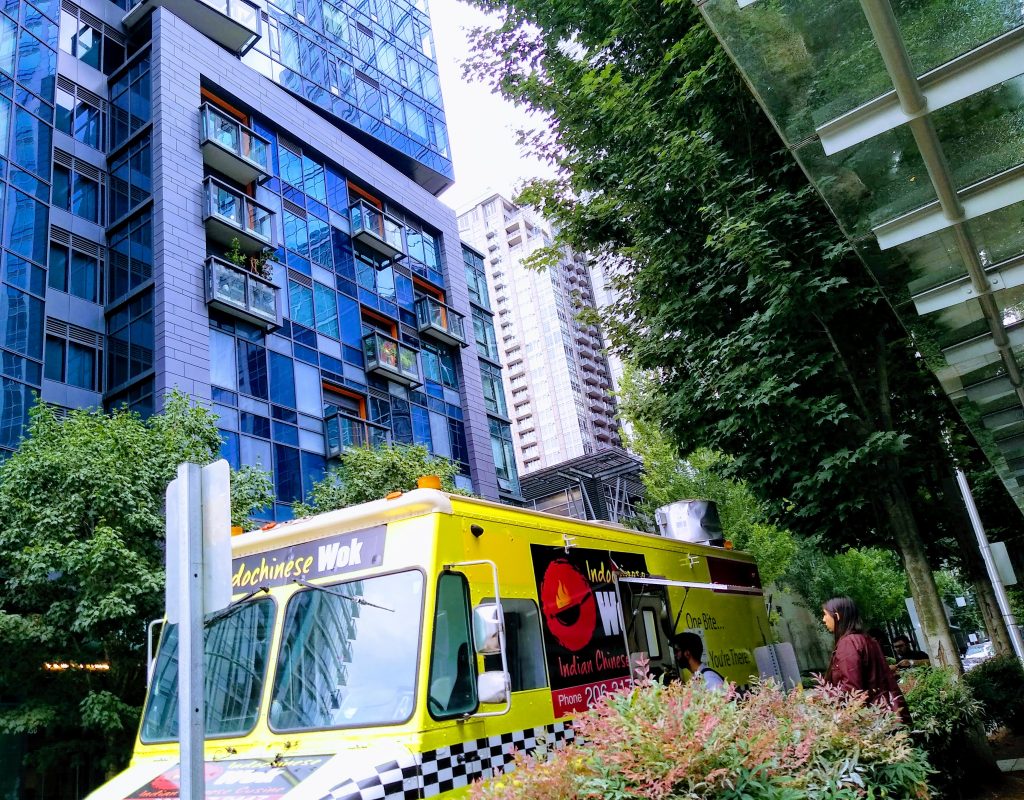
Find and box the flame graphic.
[555,580,572,610]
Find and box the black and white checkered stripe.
[320,721,574,800]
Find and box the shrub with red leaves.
[471,679,931,800]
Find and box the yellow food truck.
[87,486,775,800]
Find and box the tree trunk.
[882,486,962,674]
[951,522,1014,655]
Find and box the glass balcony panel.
[201,105,270,183]
[363,332,421,386]
[383,216,404,252]
[213,185,243,227]
[415,296,466,345]
[212,258,246,307]
[248,278,277,319]
[248,203,273,241]
[206,256,279,329]
[211,113,240,153]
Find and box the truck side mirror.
[478,670,510,704]
[473,603,503,655]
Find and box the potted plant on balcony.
[226,238,274,282]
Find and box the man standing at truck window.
[672,632,725,690]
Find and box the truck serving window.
[269,570,424,731]
[141,598,274,743]
[428,572,478,719]
[482,598,547,691]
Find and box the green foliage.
[900,666,985,791]
[620,367,798,586]
[783,541,908,630]
[294,443,465,516]
[230,464,274,529]
[962,655,1024,735]
[933,568,984,636]
[463,0,973,658]
[470,679,931,800]
[0,392,238,779]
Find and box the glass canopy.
[698,0,1024,506]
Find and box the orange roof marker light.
[417,475,442,490]
[385,490,404,500]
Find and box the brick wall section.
[150,9,499,498]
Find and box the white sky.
[428,0,556,212]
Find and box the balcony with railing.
[350,200,405,261]
[325,412,391,458]
[203,177,274,253]
[363,331,421,387]
[123,0,259,54]
[205,255,279,329]
[415,296,466,347]
[200,103,271,185]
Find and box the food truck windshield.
[140,570,425,742]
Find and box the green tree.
[619,368,797,586]
[783,542,909,631]
[0,394,220,778]
[230,464,275,529]
[0,394,271,783]
[464,0,967,666]
[295,443,465,516]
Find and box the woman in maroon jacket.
[822,596,912,724]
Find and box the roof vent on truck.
[654,499,725,547]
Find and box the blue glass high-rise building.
[0,0,519,518]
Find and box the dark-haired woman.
[822,596,911,724]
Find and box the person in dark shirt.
[822,597,911,725]
[892,634,930,670]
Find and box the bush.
[470,679,931,800]
[962,655,1024,734]
[901,666,989,793]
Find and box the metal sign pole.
[956,469,1024,664]
[174,463,206,799]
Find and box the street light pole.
[956,469,1024,664]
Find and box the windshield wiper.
[204,586,271,628]
[294,579,394,612]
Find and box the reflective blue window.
[326,166,347,211]
[66,249,98,302]
[237,340,268,399]
[331,227,354,279]
[0,376,33,449]
[300,450,325,500]
[337,293,360,347]
[11,106,50,180]
[4,251,44,295]
[5,187,47,264]
[284,209,308,257]
[0,284,43,358]
[288,280,314,328]
[302,154,326,204]
[0,15,15,76]
[16,29,55,103]
[46,242,66,291]
[108,211,152,302]
[1,348,42,384]
[279,144,303,189]
[273,443,301,502]
[240,433,271,472]
[308,215,331,268]
[293,360,320,416]
[66,341,95,389]
[210,328,237,390]
[268,351,296,408]
[272,420,298,445]
[313,282,338,338]
[218,429,240,470]
[412,404,431,449]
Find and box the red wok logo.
[539,559,597,652]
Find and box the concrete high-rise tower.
[458,193,621,475]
